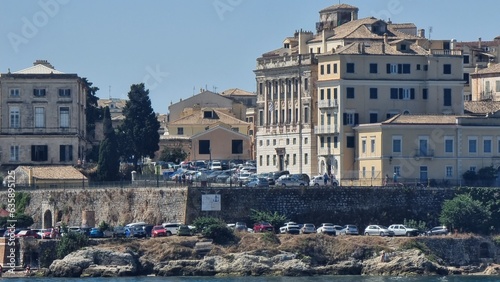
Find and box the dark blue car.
[89,228,104,238]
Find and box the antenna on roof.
[428,26,433,41]
[108,85,111,99]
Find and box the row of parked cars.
[249,222,449,237]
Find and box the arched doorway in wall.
[57,210,63,224]
[43,210,52,228]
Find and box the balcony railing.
[430,49,462,56]
[1,127,79,135]
[314,125,338,135]
[318,99,338,109]
[413,149,434,158]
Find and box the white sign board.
[201,194,221,211]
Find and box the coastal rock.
[49,247,139,277]
[361,249,448,276]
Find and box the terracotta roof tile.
[464,101,500,114]
[383,114,458,125]
[169,108,250,126]
[18,165,87,180]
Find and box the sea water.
[3,276,498,282]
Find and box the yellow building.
[356,114,500,186]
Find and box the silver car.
[339,224,359,235]
[363,225,394,236]
[300,223,316,234]
[275,175,308,187]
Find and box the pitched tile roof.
[382,114,458,125]
[320,4,358,12]
[17,165,87,180]
[220,88,256,96]
[14,64,64,74]
[464,101,500,114]
[169,108,250,126]
[475,63,500,75]
[332,41,428,56]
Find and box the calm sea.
[3,276,498,282]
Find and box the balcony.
[314,125,338,135]
[318,99,338,109]
[430,49,462,56]
[413,148,434,159]
[318,147,333,156]
[1,127,79,135]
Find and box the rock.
[483,264,500,275]
[49,247,139,277]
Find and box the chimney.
[33,59,54,69]
[478,37,482,48]
[418,29,425,38]
[383,33,388,44]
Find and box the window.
[60,145,73,161]
[177,127,184,135]
[346,136,355,148]
[198,140,210,154]
[483,138,492,153]
[420,166,428,182]
[10,107,20,128]
[444,89,452,106]
[293,154,296,165]
[320,65,325,75]
[362,167,366,178]
[327,88,331,99]
[468,137,477,153]
[346,87,355,99]
[444,138,454,153]
[266,140,270,146]
[423,88,428,100]
[416,64,421,70]
[259,140,263,146]
[31,145,48,161]
[333,63,338,73]
[391,88,415,100]
[232,140,243,154]
[361,139,366,153]
[33,88,46,97]
[463,55,470,64]
[369,88,377,99]
[334,136,338,148]
[259,156,263,167]
[326,64,331,74]
[394,166,400,176]
[346,63,355,73]
[443,64,451,74]
[445,166,453,178]
[320,137,324,148]
[35,107,45,128]
[58,89,71,97]
[327,114,331,125]
[369,113,378,123]
[469,166,476,172]
[464,73,470,85]
[402,88,411,100]
[259,110,263,126]
[273,139,276,145]
[60,107,70,128]
[496,80,500,92]
[10,145,19,161]
[387,63,410,74]
[369,63,377,73]
[371,166,375,178]
[286,138,290,145]
[293,138,296,145]
[424,65,428,71]
[273,155,276,166]
[10,89,20,97]
[304,153,308,165]
[400,44,407,51]
[304,107,309,123]
[370,138,375,153]
[392,136,402,153]
[343,113,358,125]
[320,89,324,100]
[266,155,270,166]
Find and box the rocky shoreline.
[39,233,500,277]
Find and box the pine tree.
[118,83,160,171]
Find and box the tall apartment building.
[254,3,464,180]
[0,60,87,167]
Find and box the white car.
[316,223,336,235]
[388,224,420,236]
[279,222,301,234]
[210,161,222,170]
[276,175,308,186]
[310,175,339,186]
[364,225,394,236]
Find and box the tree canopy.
[118,83,160,170]
[97,107,120,181]
[440,194,491,234]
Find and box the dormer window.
[203,110,214,118]
[400,44,407,51]
[284,43,290,49]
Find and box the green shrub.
[192,216,226,233]
[56,232,89,259]
[201,224,235,245]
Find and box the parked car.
[309,175,339,186]
[89,228,104,238]
[234,222,248,232]
[162,222,183,236]
[210,161,222,170]
[316,223,336,235]
[125,226,147,238]
[363,225,394,236]
[339,225,359,235]
[215,170,233,183]
[253,222,274,233]
[388,224,420,237]
[426,226,449,236]
[245,177,269,188]
[300,223,316,234]
[151,225,167,237]
[142,224,154,237]
[275,175,308,187]
[177,224,193,236]
[268,171,290,185]
[279,222,301,234]
[113,226,127,238]
[37,228,51,239]
[16,229,39,239]
[290,174,310,184]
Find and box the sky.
[1,0,499,114]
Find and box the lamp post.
[209,148,212,164]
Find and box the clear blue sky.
[1,0,498,113]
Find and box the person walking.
[323,172,329,186]
[384,174,389,186]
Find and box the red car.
[253,222,274,233]
[16,229,40,239]
[151,225,167,237]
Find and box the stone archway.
[480,242,491,258]
[43,210,53,228]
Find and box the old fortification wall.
[0,186,457,228]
